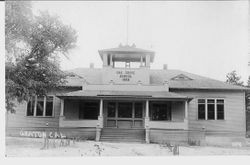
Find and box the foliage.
[247,76,250,87]
[225,70,244,86]
[5,1,77,112]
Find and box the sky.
[32,1,249,84]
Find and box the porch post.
[184,100,188,130]
[110,55,113,67]
[140,56,143,67]
[60,99,64,117]
[96,99,103,141]
[145,100,150,143]
[59,99,65,128]
[98,99,103,127]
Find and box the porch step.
[100,128,145,143]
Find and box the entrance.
[105,101,144,128]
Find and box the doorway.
[105,101,144,128]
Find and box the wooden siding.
[148,121,187,129]
[149,129,205,144]
[246,111,250,137]
[64,100,79,119]
[6,88,80,129]
[59,118,98,127]
[171,90,246,136]
[171,101,185,121]
[59,127,96,140]
[6,127,96,140]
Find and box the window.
[207,99,215,120]
[45,96,53,116]
[150,103,171,121]
[197,98,224,120]
[36,97,44,116]
[26,96,54,117]
[198,99,205,120]
[107,102,116,117]
[79,101,99,119]
[171,74,193,81]
[217,99,224,120]
[134,102,143,118]
[118,102,132,118]
[27,96,35,116]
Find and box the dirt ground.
[5,137,250,157]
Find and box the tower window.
[125,62,130,68]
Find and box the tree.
[5,1,77,112]
[247,76,250,87]
[225,70,244,86]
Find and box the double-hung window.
[198,98,224,120]
[26,96,54,117]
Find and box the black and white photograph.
[2,0,250,158]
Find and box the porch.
[57,90,191,142]
[58,98,190,130]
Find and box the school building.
[6,44,248,144]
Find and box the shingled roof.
[63,68,247,90]
[57,90,190,100]
[98,44,154,54]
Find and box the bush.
[188,139,200,146]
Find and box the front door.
[106,101,144,128]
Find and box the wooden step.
[100,128,145,143]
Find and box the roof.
[63,68,247,90]
[99,44,154,54]
[57,90,190,100]
[98,44,155,62]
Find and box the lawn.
[5,137,250,157]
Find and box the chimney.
[163,64,168,70]
[90,63,94,68]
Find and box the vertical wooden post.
[215,99,217,120]
[184,100,189,130]
[205,99,208,120]
[110,55,113,67]
[185,100,188,119]
[96,99,103,141]
[145,55,150,68]
[98,99,103,128]
[43,96,46,117]
[140,56,143,67]
[145,100,150,143]
[60,99,64,116]
[146,100,149,118]
[99,99,103,116]
[34,96,37,117]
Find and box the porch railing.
[148,120,188,130]
[59,117,98,128]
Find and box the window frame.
[197,99,206,120]
[150,102,172,121]
[79,100,99,120]
[197,98,225,121]
[26,95,55,118]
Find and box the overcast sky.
[32,1,249,83]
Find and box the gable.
[63,68,247,90]
[171,74,193,81]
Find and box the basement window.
[26,96,54,117]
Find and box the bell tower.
[98,44,155,85]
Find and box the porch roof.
[56,90,191,100]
